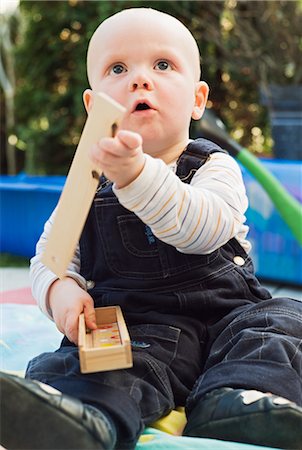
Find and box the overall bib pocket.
[94,198,218,280]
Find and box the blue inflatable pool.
[0,159,301,285]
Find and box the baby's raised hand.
[89,130,145,188]
[49,277,97,345]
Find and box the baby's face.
[85,9,208,158]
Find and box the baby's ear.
[83,89,93,112]
[192,81,209,120]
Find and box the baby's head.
[87,8,201,86]
[84,8,209,157]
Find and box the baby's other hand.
[49,277,97,344]
[89,130,145,188]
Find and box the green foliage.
[10,0,301,174]
[15,0,124,174]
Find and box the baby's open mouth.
[135,103,151,111]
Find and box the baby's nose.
[129,71,153,91]
[132,82,150,90]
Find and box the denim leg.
[26,318,204,448]
[26,346,143,449]
[187,297,302,413]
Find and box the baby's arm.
[30,210,96,344]
[113,147,250,254]
[90,130,249,254]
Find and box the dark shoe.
[183,387,302,449]
[0,372,117,449]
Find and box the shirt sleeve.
[113,152,250,254]
[29,208,86,320]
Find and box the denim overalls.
[26,139,302,448]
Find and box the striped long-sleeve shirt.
[30,150,251,319]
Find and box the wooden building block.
[78,306,133,373]
[41,93,125,279]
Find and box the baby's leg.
[184,296,302,448]
[1,318,203,449]
[3,344,142,450]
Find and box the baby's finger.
[116,130,143,150]
[89,138,114,163]
[64,314,79,344]
[83,300,97,331]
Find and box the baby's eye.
[109,64,126,75]
[154,60,172,71]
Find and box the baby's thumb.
[117,130,143,150]
[83,299,97,330]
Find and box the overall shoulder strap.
[176,138,227,184]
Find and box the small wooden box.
[78,306,133,373]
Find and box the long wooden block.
[41,93,125,278]
[78,306,133,373]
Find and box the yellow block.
[151,407,187,436]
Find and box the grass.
[0,253,30,267]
